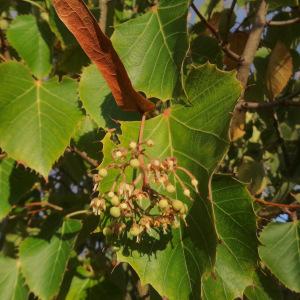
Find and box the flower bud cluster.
[90,139,199,241]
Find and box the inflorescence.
[90,139,199,241]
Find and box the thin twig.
[68,146,99,168]
[25,201,63,211]
[237,100,300,110]
[138,114,148,187]
[17,0,45,10]
[65,209,90,218]
[255,198,300,210]
[224,0,237,43]
[268,17,300,26]
[190,2,242,62]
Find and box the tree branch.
[67,146,99,168]
[190,2,242,62]
[237,100,300,110]
[255,198,300,210]
[268,17,300,26]
[237,0,268,90]
[25,201,63,211]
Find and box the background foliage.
[0,0,300,299]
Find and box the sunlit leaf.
[258,221,300,292]
[19,219,82,300]
[7,15,53,78]
[0,61,82,177]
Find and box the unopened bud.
[99,168,108,177]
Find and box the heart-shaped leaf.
[0,255,28,300]
[112,0,189,100]
[0,62,82,177]
[19,219,82,300]
[7,15,53,79]
[258,221,300,292]
[99,64,241,299]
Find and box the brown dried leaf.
[230,110,246,141]
[224,31,249,70]
[53,0,155,113]
[266,41,293,100]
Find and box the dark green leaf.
[202,175,258,299]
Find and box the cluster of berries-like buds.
[90,139,199,241]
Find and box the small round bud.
[146,139,154,147]
[110,195,120,206]
[183,189,191,197]
[130,224,142,236]
[152,160,160,167]
[130,158,140,168]
[166,184,176,193]
[191,178,198,187]
[115,151,122,158]
[172,200,184,211]
[103,227,112,236]
[129,141,137,149]
[108,191,115,198]
[158,199,169,209]
[110,206,121,218]
[120,202,128,210]
[99,168,108,177]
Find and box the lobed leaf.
[99,64,241,299]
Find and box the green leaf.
[7,15,53,78]
[244,271,283,300]
[79,64,140,128]
[202,175,258,299]
[0,255,28,300]
[100,64,241,299]
[0,157,37,220]
[111,0,189,100]
[0,61,82,177]
[19,219,82,300]
[190,35,223,68]
[65,276,123,300]
[258,221,300,292]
